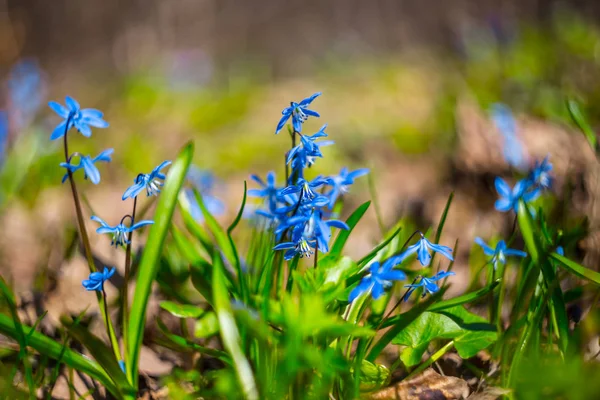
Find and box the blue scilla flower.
[491,103,528,171]
[275,92,321,134]
[185,166,226,222]
[348,257,407,303]
[8,59,46,131]
[402,233,454,267]
[556,246,564,256]
[304,210,349,253]
[249,171,281,212]
[325,167,369,207]
[529,156,553,191]
[82,267,115,291]
[403,270,455,301]
[475,237,526,270]
[273,229,316,260]
[60,149,113,185]
[280,177,327,203]
[48,96,109,140]
[494,177,538,213]
[122,160,171,200]
[91,216,154,247]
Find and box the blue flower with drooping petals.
[529,156,553,191]
[491,103,528,170]
[475,237,527,270]
[91,216,154,247]
[494,177,538,213]
[403,270,455,301]
[59,149,113,185]
[287,125,334,171]
[348,257,407,302]
[401,233,454,267]
[304,210,349,253]
[122,160,171,200]
[325,167,369,207]
[48,96,109,140]
[249,171,281,212]
[280,177,327,203]
[273,230,316,260]
[82,267,115,291]
[184,166,226,222]
[275,92,321,134]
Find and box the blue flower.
[48,96,109,140]
[249,171,281,212]
[273,231,316,260]
[118,360,125,373]
[8,59,45,130]
[403,270,455,301]
[91,216,154,247]
[122,160,171,200]
[184,167,226,222]
[475,237,527,270]
[287,124,334,168]
[304,210,349,253]
[275,92,321,134]
[325,167,369,207]
[348,257,407,302]
[402,233,454,267]
[556,246,564,256]
[280,177,327,203]
[82,267,115,291]
[529,156,553,191]
[59,149,113,184]
[491,103,528,170]
[494,177,538,213]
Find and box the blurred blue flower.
[403,270,455,301]
[60,149,113,184]
[325,167,369,207]
[556,246,564,256]
[91,216,154,247]
[122,160,171,200]
[0,111,8,165]
[287,125,334,170]
[475,237,527,270]
[491,103,528,170]
[349,257,407,303]
[184,166,226,222]
[48,96,109,140]
[275,92,321,134]
[7,60,46,130]
[402,233,454,267]
[530,156,553,191]
[494,177,538,213]
[249,171,280,212]
[82,267,115,291]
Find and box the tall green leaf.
[127,141,193,387]
[567,99,597,151]
[328,201,371,258]
[550,252,600,285]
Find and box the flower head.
[402,233,454,267]
[275,92,321,134]
[403,270,455,301]
[280,177,327,204]
[325,167,369,207]
[491,103,528,170]
[183,166,225,222]
[529,156,553,191]
[122,160,171,200]
[48,96,109,140]
[82,267,115,291]
[494,177,538,213]
[475,237,526,270]
[249,171,281,212]
[60,149,113,184]
[273,230,316,260]
[349,257,407,302]
[91,216,154,247]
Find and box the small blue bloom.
[325,167,369,207]
[556,246,564,256]
[402,233,454,267]
[91,216,154,247]
[349,257,407,303]
[82,267,115,291]
[275,92,321,134]
[7,59,45,131]
[287,124,334,168]
[304,210,349,253]
[530,156,553,191]
[280,177,327,203]
[475,237,527,270]
[122,160,171,200]
[403,270,456,301]
[48,96,109,140]
[249,171,281,212]
[494,177,538,213]
[59,149,113,184]
[491,103,528,170]
[273,233,315,260]
[185,167,226,222]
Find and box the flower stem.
[102,288,117,356]
[122,196,137,373]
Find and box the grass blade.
[550,252,600,284]
[127,141,193,387]
[329,201,371,258]
[567,99,598,151]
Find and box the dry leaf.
[467,386,511,400]
[367,368,470,399]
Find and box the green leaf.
[61,315,135,397]
[550,252,600,285]
[437,306,498,358]
[189,260,214,305]
[328,201,370,258]
[159,301,205,319]
[518,201,540,264]
[127,141,193,387]
[227,181,249,301]
[359,360,389,391]
[194,311,220,339]
[0,313,120,398]
[567,99,597,151]
[212,252,258,400]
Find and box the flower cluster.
[251,93,369,261]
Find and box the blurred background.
[1,0,600,330]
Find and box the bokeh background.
[1,0,600,356]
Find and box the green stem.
[122,197,137,373]
[405,340,454,380]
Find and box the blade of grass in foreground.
[127,141,193,388]
[550,252,600,285]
